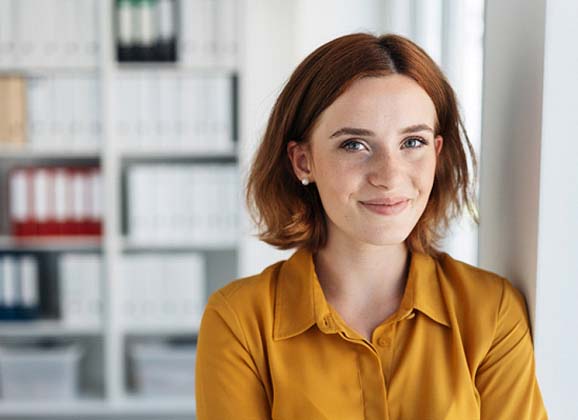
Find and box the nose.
[367,150,404,190]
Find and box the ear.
[434,135,443,157]
[287,140,315,183]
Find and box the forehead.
[315,74,437,132]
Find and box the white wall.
[478,0,545,326]
[293,0,382,62]
[534,0,578,416]
[479,0,578,417]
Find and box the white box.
[130,341,196,397]
[0,344,82,400]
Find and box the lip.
[359,199,410,216]
[361,197,409,206]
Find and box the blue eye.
[340,140,367,152]
[402,137,427,149]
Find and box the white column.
[383,0,414,39]
[239,0,297,277]
[413,0,443,65]
[479,0,578,416]
[479,0,545,329]
[534,0,578,416]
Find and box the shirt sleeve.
[195,290,272,420]
[475,278,548,419]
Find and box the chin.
[357,232,410,247]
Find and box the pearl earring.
[301,178,309,186]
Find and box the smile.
[359,199,410,216]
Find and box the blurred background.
[0,0,575,419]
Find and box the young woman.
[195,33,548,420]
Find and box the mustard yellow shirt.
[195,247,547,419]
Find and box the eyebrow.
[329,124,434,138]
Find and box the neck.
[313,238,410,307]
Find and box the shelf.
[123,324,200,336]
[0,146,101,160]
[0,396,106,417]
[0,396,195,417]
[0,146,239,162]
[120,147,238,161]
[0,236,103,251]
[0,320,102,337]
[122,237,238,252]
[115,61,238,76]
[0,0,243,417]
[0,67,99,76]
[119,395,196,416]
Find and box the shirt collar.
[273,247,451,341]
[407,251,452,328]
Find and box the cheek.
[314,160,360,203]
[412,155,437,190]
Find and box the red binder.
[9,165,102,238]
[20,168,37,237]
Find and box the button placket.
[375,322,400,388]
[356,348,389,419]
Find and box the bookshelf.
[0,0,242,418]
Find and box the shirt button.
[322,316,331,328]
[377,337,391,347]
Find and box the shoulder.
[434,252,529,332]
[436,252,523,302]
[204,258,285,320]
[436,252,505,294]
[199,258,288,361]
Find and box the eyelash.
[340,137,428,152]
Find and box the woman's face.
[288,74,443,249]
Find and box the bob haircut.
[245,32,478,257]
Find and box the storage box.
[130,341,196,397]
[0,344,82,400]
